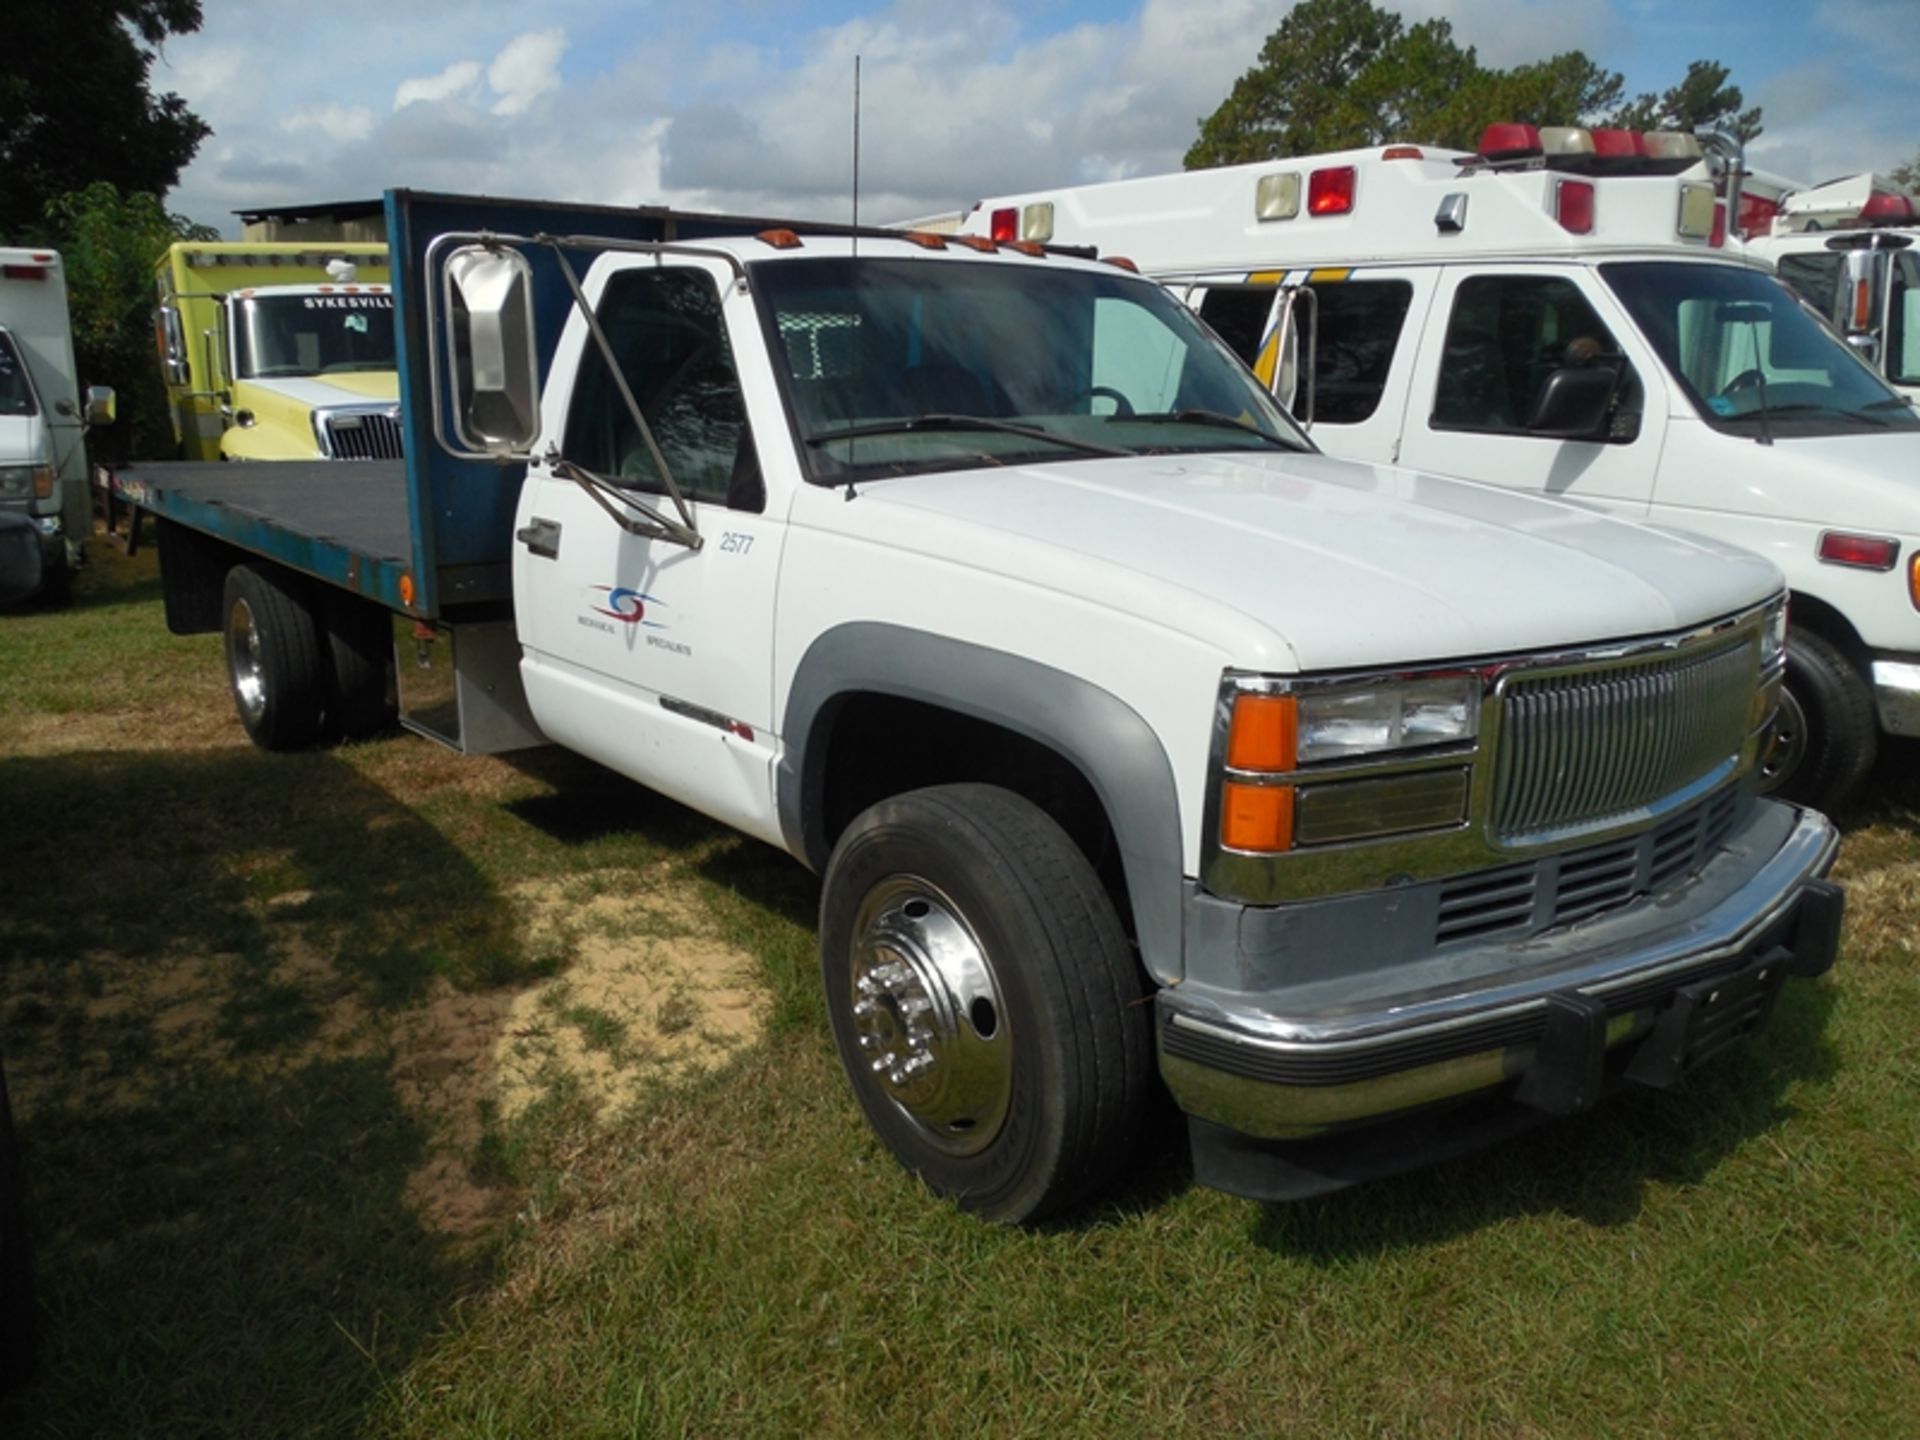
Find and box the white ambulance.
[959,127,1920,812]
[0,247,114,603]
[1738,173,1920,403]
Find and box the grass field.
[2,539,1916,1438]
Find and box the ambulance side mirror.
[1526,366,1616,441]
[439,244,541,460]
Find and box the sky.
[151,0,1919,235]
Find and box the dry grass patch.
[494,875,767,1125]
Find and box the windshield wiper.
[1116,409,1305,449]
[803,414,1129,458]
[1722,402,1890,428]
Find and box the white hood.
[852,451,1781,672]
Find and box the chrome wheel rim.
[1759,687,1807,792]
[847,875,1012,1157]
[227,597,268,724]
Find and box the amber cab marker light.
[755,229,804,250]
[1227,693,1298,772]
[1220,783,1294,852]
[1909,553,1920,611]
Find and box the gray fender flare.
[779,622,1187,985]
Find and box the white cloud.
[487,28,568,117]
[394,59,483,110]
[282,104,376,144]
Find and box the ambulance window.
[1432,275,1640,440]
[1312,280,1414,424]
[1197,289,1274,367]
[1775,252,1843,320]
[562,268,761,511]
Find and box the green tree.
[1186,1,1761,169]
[1891,149,1920,192]
[1185,0,1405,167]
[1614,59,1762,142]
[0,1,212,241]
[43,183,217,463]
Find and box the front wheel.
[820,784,1151,1224]
[1761,630,1877,813]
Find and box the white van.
[0,248,113,603]
[960,128,1920,811]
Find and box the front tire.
[1763,630,1877,813]
[223,564,326,751]
[820,784,1151,1224]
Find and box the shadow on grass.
[0,745,537,1435]
[1250,979,1840,1260]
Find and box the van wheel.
[322,593,396,742]
[1763,630,1876,812]
[223,564,326,751]
[819,784,1151,1224]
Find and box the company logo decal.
[587,586,666,628]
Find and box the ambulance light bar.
[1777,174,1919,233]
[988,202,1059,244]
[1476,124,1702,174]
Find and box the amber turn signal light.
[1227,694,1298,772]
[1220,782,1294,852]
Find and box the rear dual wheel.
[820,784,1151,1224]
[223,565,395,750]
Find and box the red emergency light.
[2,264,46,281]
[1862,191,1917,224]
[1478,123,1542,161]
[1736,192,1780,239]
[1590,129,1647,160]
[1555,179,1595,235]
[1308,166,1356,216]
[989,207,1018,242]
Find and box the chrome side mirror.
[1841,249,1886,340]
[441,245,541,457]
[85,386,116,426]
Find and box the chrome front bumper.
[1872,659,1920,737]
[1158,802,1840,1144]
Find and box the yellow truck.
[152,242,400,461]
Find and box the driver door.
[513,256,789,846]
[1397,265,1666,515]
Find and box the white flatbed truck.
[109,190,1842,1221]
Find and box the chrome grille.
[1492,638,1755,845]
[323,409,404,460]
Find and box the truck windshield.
[1602,261,1919,436]
[232,293,396,380]
[749,256,1309,482]
[0,332,34,416]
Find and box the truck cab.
[152,243,399,461]
[117,192,1842,1222]
[0,248,113,602]
[961,129,1920,812]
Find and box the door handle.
[517,517,561,559]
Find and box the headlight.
[1760,594,1788,670]
[1296,676,1480,763]
[1217,672,1482,854]
[0,466,34,499]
